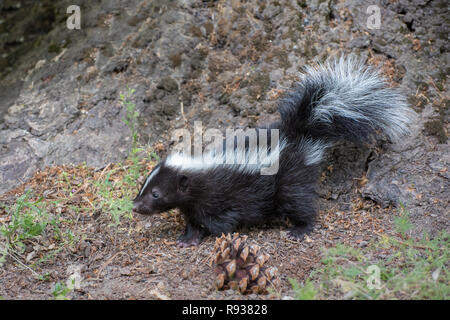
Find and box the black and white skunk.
[133,56,414,247]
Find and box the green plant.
[0,192,49,253]
[119,86,148,187]
[66,87,159,227]
[289,278,317,300]
[394,202,414,237]
[305,206,450,299]
[120,86,139,149]
[0,192,75,269]
[95,169,134,227]
[107,197,134,227]
[52,281,73,300]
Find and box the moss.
[48,42,61,54]
[33,37,42,48]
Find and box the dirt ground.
[0,151,412,300]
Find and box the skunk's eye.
[152,191,160,199]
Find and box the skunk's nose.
[132,203,139,213]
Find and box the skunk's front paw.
[176,226,203,247]
[176,235,201,247]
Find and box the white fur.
[139,166,160,196]
[302,55,415,141]
[297,137,331,166]
[166,139,286,175]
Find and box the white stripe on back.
[165,140,286,175]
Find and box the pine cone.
[210,233,280,294]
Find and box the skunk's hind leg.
[277,183,318,240]
[287,219,315,240]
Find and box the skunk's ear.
[177,174,189,193]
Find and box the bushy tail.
[279,56,415,146]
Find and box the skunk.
[133,56,414,247]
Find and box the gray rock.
[348,36,370,49]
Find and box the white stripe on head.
[139,166,160,196]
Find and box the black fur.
[132,57,412,246]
